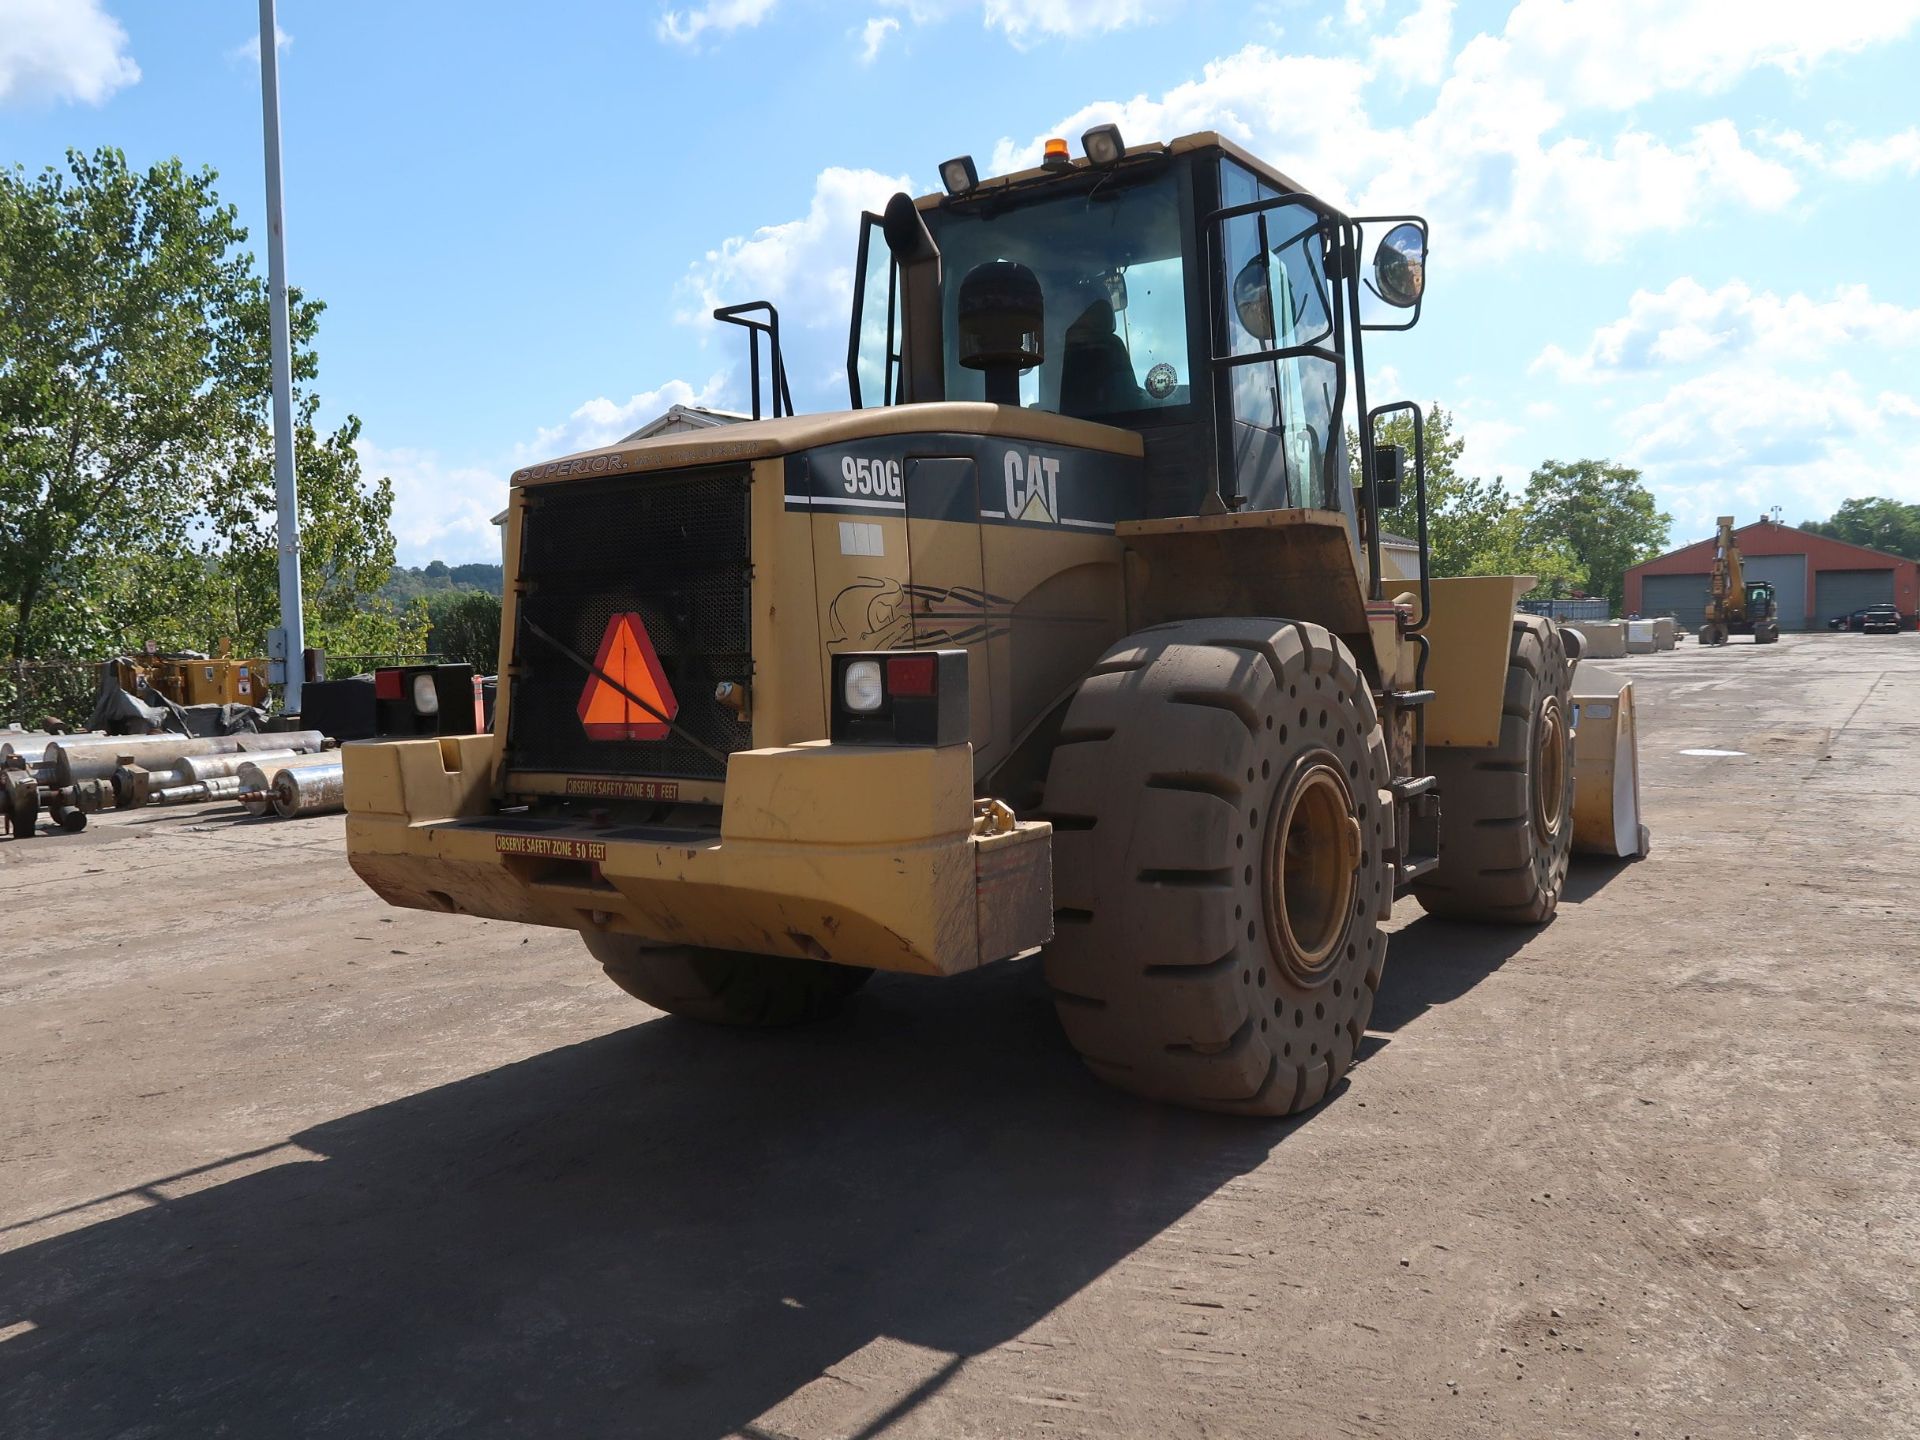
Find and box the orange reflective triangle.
[576,612,679,741]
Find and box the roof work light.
[1081,124,1125,167]
[1042,137,1072,172]
[940,155,979,196]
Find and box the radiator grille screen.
[506,467,752,783]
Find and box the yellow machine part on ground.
[1570,663,1650,859]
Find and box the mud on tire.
[584,934,871,1027]
[1411,616,1575,925]
[1038,619,1393,1116]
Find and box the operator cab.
[847,129,1429,583]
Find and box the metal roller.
[152,775,248,806]
[176,749,304,785]
[47,731,324,786]
[270,760,345,818]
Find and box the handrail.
[713,301,795,420]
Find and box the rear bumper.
[342,735,1053,976]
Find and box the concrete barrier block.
[1625,619,1657,654]
[1652,617,1676,650]
[1568,620,1627,658]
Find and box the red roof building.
[1625,517,1919,631]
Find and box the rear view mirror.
[1372,444,1404,510]
[1233,254,1274,342]
[1371,223,1426,309]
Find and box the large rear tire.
[584,934,871,1027]
[1038,619,1393,1116]
[1412,616,1574,924]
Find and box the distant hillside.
[381,561,504,606]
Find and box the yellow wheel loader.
[345,130,1644,1115]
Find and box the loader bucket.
[1570,663,1650,859]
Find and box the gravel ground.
[2,630,1915,1439]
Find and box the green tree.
[0,147,417,679]
[1366,406,1585,596]
[1522,460,1671,612]
[0,149,256,661]
[1799,497,1920,560]
[425,589,502,673]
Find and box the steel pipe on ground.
[48,731,325,785]
[0,732,105,766]
[270,761,345,818]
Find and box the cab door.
[904,456,998,770]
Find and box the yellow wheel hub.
[1267,758,1361,983]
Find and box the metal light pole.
[257,0,305,713]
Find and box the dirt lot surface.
[4,631,1916,1438]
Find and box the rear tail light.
[885,654,938,697]
[830,650,969,747]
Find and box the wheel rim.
[1533,695,1568,843]
[1266,756,1361,984]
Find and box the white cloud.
[512,374,733,462]
[873,0,1154,45]
[1369,0,1454,88]
[857,15,900,63]
[0,0,138,107]
[1832,128,1920,179]
[659,0,779,46]
[988,48,1385,196]
[1492,0,1920,110]
[981,0,1152,45]
[356,440,511,567]
[1761,125,1920,181]
[360,374,735,564]
[1455,414,1524,486]
[1617,365,1920,535]
[991,42,1798,264]
[228,24,292,65]
[679,164,914,335]
[1535,279,1920,381]
[1528,277,1920,533]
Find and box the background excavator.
[1699,516,1780,645]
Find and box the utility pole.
[258,0,305,713]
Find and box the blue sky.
[3,0,1916,563]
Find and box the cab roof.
[914,131,1339,218]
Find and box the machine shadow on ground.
[1,917,1556,1440]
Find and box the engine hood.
[508,403,1142,489]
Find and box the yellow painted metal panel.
[1422,576,1535,748]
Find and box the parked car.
[1830,606,1887,631]
[1859,604,1904,634]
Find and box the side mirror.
[1232,253,1274,342]
[1372,444,1404,510]
[1371,223,1426,309]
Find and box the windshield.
[924,170,1193,422]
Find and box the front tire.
[1038,619,1393,1116]
[584,934,871,1027]
[1412,616,1575,924]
